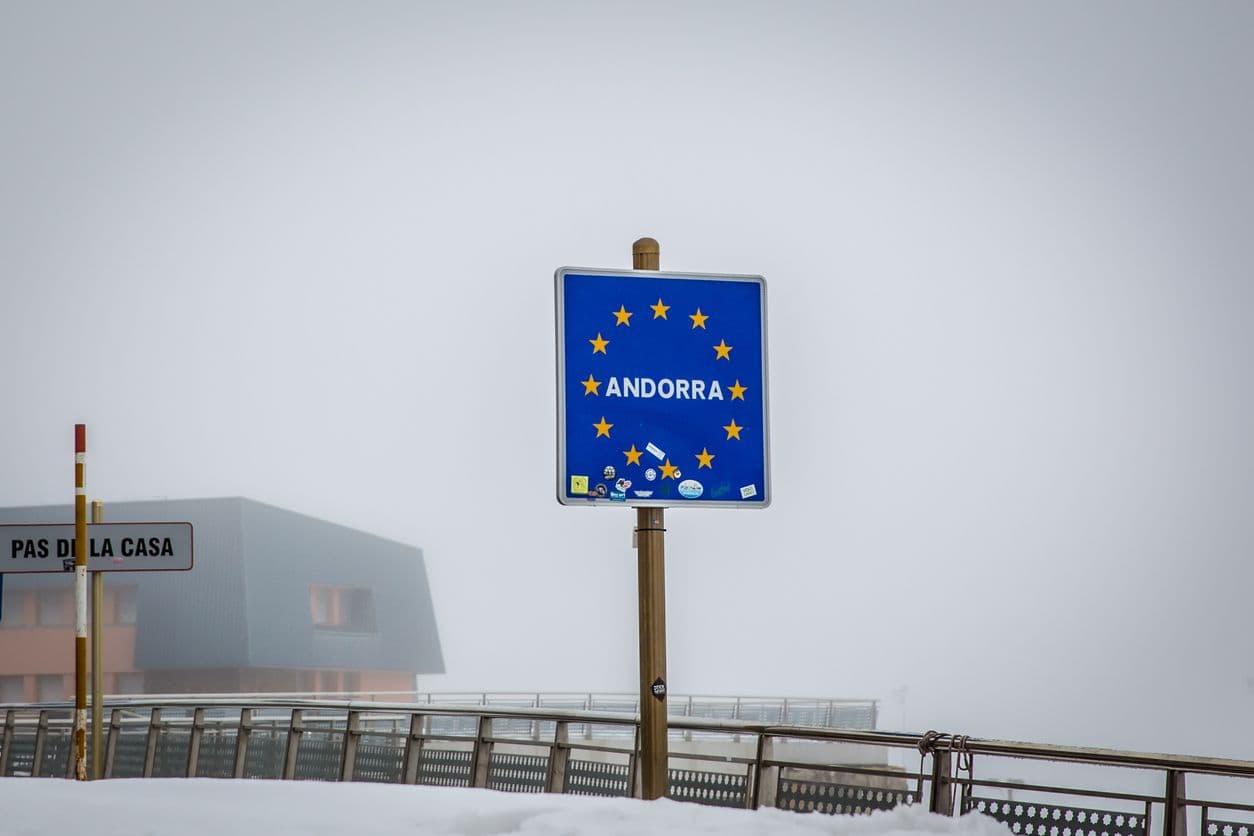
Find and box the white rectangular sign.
[0,522,194,573]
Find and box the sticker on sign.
[0,522,194,573]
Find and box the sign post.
[74,424,87,781]
[554,240,770,800]
[90,499,103,780]
[632,237,668,800]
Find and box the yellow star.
[728,380,747,401]
[581,374,601,396]
[689,308,709,329]
[650,298,670,319]
[589,333,609,354]
[612,305,633,326]
[713,339,732,360]
[695,448,715,469]
[593,416,613,438]
[623,444,643,466]
[723,419,743,440]
[659,459,679,479]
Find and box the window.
[37,590,68,626]
[0,675,25,702]
[310,585,376,632]
[36,675,64,702]
[311,586,333,626]
[0,588,26,627]
[113,586,138,624]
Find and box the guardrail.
[114,692,879,730]
[2,697,1253,836]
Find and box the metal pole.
[90,499,104,779]
[73,424,88,780]
[632,237,668,800]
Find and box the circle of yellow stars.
[577,298,752,490]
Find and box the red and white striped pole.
[73,423,88,780]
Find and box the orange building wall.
[1,587,419,702]
[0,587,140,701]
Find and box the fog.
[2,1,1252,761]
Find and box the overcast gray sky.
[2,1,1252,760]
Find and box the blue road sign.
[555,267,770,508]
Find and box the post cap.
[632,237,659,255]
[632,237,660,270]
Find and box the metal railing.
[3,697,1253,836]
[116,691,879,731]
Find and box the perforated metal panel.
[1207,820,1254,836]
[294,731,343,780]
[969,798,1147,836]
[195,730,238,778]
[829,704,877,729]
[667,768,747,808]
[428,716,479,737]
[354,735,405,784]
[417,747,472,787]
[488,752,548,793]
[110,730,148,778]
[3,730,36,776]
[242,731,286,779]
[566,758,630,797]
[736,702,784,723]
[38,729,71,777]
[152,728,191,777]
[777,779,915,815]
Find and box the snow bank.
[0,778,1013,836]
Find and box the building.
[0,498,444,700]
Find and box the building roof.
[0,498,444,675]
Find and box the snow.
[0,778,1013,836]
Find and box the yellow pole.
[73,424,87,780]
[90,500,104,779]
[632,237,668,800]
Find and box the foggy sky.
[2,1,1252,760]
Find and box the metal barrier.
[2,697,1253,836]
[107,692,879,732]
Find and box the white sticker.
[678,479,703,499]
[633,490,654,498]
[740,484,758,499]
[645,442,666,461]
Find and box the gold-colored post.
[90,500,104,780]
[632,237,668,800]
[73,424,87,780]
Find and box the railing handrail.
[6,696,1254,780]
[41,690,879,707]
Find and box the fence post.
[545,720,570,794]
[402,713,426,784]
[629,724,642,798]
[470,715,493,788]
[929,750,955,816]
[1163,771,1188,836]
[104,709,121,778]
[142,708,161,778]
[281,710,303,780]
[186,708,204,777]
[0,709,13,776]
[748,732,766,810]
[66,711,78,778]
[232,708,252,779]
[31,710,47,777]
[339,711,360,782]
